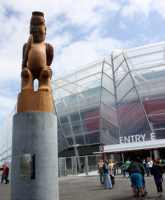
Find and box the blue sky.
[0,0,165,127]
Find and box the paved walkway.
[0,176,165,200]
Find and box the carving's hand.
[40,68,52,79]
[21,68,31,78]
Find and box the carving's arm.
[22,35,33,69]
[22,43,27,69]
[46,43,54,66]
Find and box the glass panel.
[80,107,99,120]
[102,73,114,94]
[61,123,72,136]
[155,129,165,140]
[72,122,82,134]
[54,62,102,98]
[103,62,113,78]
[70,112,80,122]
[58,129,68,152]
[60,116,68,123]
[100,103,118,126]
[101,88,115,107]
[144,97,165,132]
[88,155,98,172]
[144,98,165,115]
[81,87,101,107]
[118,99,151,142]
[67,137,73,145]
[134,66,165,98]
[118,101,140,118]
[85,132,99,144]
[153,123,165,129]
[76,136,84,145]
[127,51,164,70]
[115,60,129,84]
[83,117,100,132]
[117,74,134,101]
[100,118,119,145]
[113,53,124,71]
[117,88,137,105]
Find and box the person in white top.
[147,158,153,175]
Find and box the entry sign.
[119,133,156,144]
[20,154,35,179]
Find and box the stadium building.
[54,41,165,161]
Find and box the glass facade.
[54,42,165,154]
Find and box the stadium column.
[153,150,160,160]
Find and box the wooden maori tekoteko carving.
[17,11,54,112]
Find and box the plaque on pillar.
[20,154,35,179]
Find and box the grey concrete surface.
[1,176,165,200]
[11,112,58,200]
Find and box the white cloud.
[0,95,16,117]
[122,0,152,18]
[152,0,165,19]
[55,30,127,77]
[119,21,127,30]
[121,0,165,20]
[0,96,15,108]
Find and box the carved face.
[31,24,46,43]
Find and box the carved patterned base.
[17,90,54,112]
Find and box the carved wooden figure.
[21,11,53,92]
[17,11,54,112]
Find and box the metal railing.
[58,155,122,177]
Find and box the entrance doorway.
[123,150,150,161]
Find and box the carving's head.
[30,11,46,43]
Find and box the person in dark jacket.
[151,159,163,196]
[0,163,9,184]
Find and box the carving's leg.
[21,68,33,91]
[39,67,52,92]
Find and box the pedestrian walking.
[103,160,112,189]
[128,157,145,197]
[151,159,163,197]
[98,159,104,184]
[108,160,115,186]
[0,163,9,184]
[122,159,131,177]
[147,157,153,176]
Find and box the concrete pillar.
[121,153,124,163]
[110,153,114,160]
[73,145,81,172]
[150,150,153,159]
[72,156,78,175]
[11,112,58,200]
[153,149,160,160]
[85,156,88,176]
[64,157,67,176]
